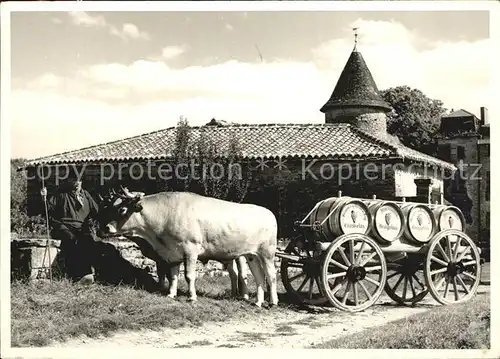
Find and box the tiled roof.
[442,109,478,119]
[320,50,392,113]
[24,123,455,171]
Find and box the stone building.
[23,44,455,238]
[435,108,490,250]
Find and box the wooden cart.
[276,192,482,312]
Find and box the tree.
[380,86,448,155]
[163,117,252,203]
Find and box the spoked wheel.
[384,254,428,306]
[424,229,481,305]
[280,237,328,306]
[320,233,387,312]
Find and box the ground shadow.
[91,241,160,293]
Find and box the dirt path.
[54,286,490,349]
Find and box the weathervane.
[352,27,359,50]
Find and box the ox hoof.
[253,302,263,308]
[268,303,278,310]
[166,294,177,300]
[242,294,250,301]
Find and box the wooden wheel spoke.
[443,277,450,299]
[452,237,462,261]
[462,272,476,281]
[402,276,408,300]
[453,277,459,301]
[412,274,425,290]
[331,278,347,295]
[364,276,380,287]
[359,251,377,267]
[392,274,404,292]
[288,272,306,283]
[297,275,310,292]
[409,277,417,297]
[387,271,400,280]
[462,260,477,267]
[349,239,355,265]
[327,271,347,280]
[431,256,448,267]
[435,275,447,291]
[342,282,351,305]
[338,246,351,267]
[455,247,471,262]
[457,275,469,294]
[315,277,322,294]
[353,282,359,306]
[356,241,367,265]
[446,236,453,262]
[358,280,372,300]
[364,265,382,272]
[431,267,448,276]
[436,242,450,262]
[308,278,314,299]
[329,259,349,271]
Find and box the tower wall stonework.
[325,107,388,138]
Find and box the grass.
[315,293,490,349]
[11,275,293,347]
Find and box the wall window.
[450,145,457,160]
[457,146,466,160]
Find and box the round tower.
[320,32,393,139]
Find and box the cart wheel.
[384,254,428,306]
[320,233,387,312]
[281,238,328,306]
[424,229,481,305]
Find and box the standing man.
[40,175,100,284]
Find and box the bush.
[11,158,48,238]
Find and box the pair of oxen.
[97,186,279,308]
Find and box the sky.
[9,10,491,160]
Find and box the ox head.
[98,185,145,237]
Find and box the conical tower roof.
[320,49,392,113]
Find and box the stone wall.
[437,137,481,240]
[11,237,287,284]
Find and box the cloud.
[225,23,234,31]
[68,12,150,41]
[161,45,188,60]
[110,23,151,41]
[51,17,63,25]
[12,19,491,159]
[69,11,107,28]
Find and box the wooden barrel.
[309,196,372,241]
[366,200,405,244]
[433,205,466,231]
[400,203,437,244]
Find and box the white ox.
[100,189,279,307]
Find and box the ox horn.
[120,185,137,199]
